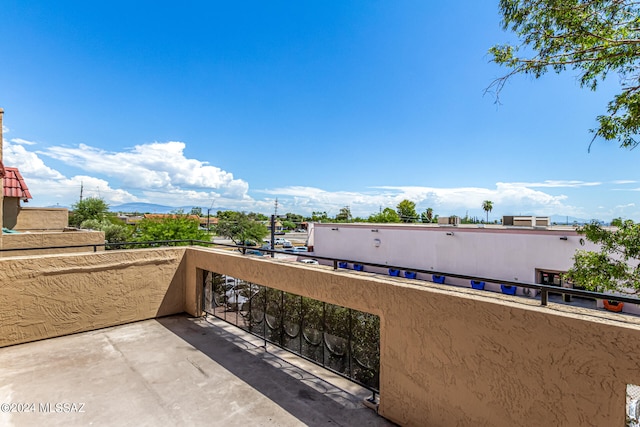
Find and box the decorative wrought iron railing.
[202,270,380,392]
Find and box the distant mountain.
[549,215,600,225]
[110,202,229,215]
[110,202,184,214]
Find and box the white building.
[310,221,637,314]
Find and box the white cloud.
[3,136,620,220]
[9,138,36,146]
[4,140,65,180]
[41,141,249,198]
[259,183,583,218]
[508,180,601,188]
[3,139,139,206]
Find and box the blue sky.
[1,1,638,221]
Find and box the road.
[211,231,309,246]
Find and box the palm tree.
[482,200,493,223]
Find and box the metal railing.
[2,237,639,309]
[202,271,380,394]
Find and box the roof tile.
[3,167,32,201]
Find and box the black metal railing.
[202,270,380,393]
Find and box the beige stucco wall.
[14,207,69,231]
[186,248,640,426]
[0,230,106,256]
[2,197,19,229]
[0,247,187,347]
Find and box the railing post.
[93,245,97,252]
[541,288,548,306]
[333,260,338,270]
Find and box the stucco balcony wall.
[187,247,640,427]
[0,229,107,256]
[0,247,186,347]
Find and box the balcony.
[2,245,640,425]
[0,313,388,426]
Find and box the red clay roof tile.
[3,167,32,201]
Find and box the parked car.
[282,241,293,249]
[274,238,290,245]
[245,249,263,256]
[293,246,308,253]
[225,282,259,311]
[299,259,319,265]
[274,231,286,235]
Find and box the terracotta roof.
[3,167,32,202]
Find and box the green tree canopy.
[135,212,209,244]
[214,211,269,245]
[335,206,352,222]
[281,220,296,230]
[81,218,132,244]
[70,197,110,227]
[565,220,640,294]
[489,0,640,149]
[421,207,434,223]
[396,200,418,223]
[309,211,329,222]
[368,208,401,224]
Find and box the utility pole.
[207,200,214,231]
[274,198,279,217]
[270,214,276,258]
[79,181,84,202]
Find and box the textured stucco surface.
[3,245,640,425]
[0,230,106,256]
[187,247,640,426]
[0,248,186,347]
[14,207,69,231]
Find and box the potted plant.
[500,284,517,295]
[603,300,624,312]
[470,280,485,290]
[432,275,446,284]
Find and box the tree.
[368,208,401,223]
[135,212,209,244]
[310,211,329,222]
[396,200,418,223]
[335,206,352,222]
[489,0,640,149]
[214,211,269,246]
[81,218,132,244]
[611,217,624,227]
[70,197,110,227]
[565,220,640,294]
[281,220,296,230]
[421,207,434,223]
[482,200,493,223]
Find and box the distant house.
[2,166,32,229]
[143,213,201,222]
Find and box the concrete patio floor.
[0,314,393,426]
